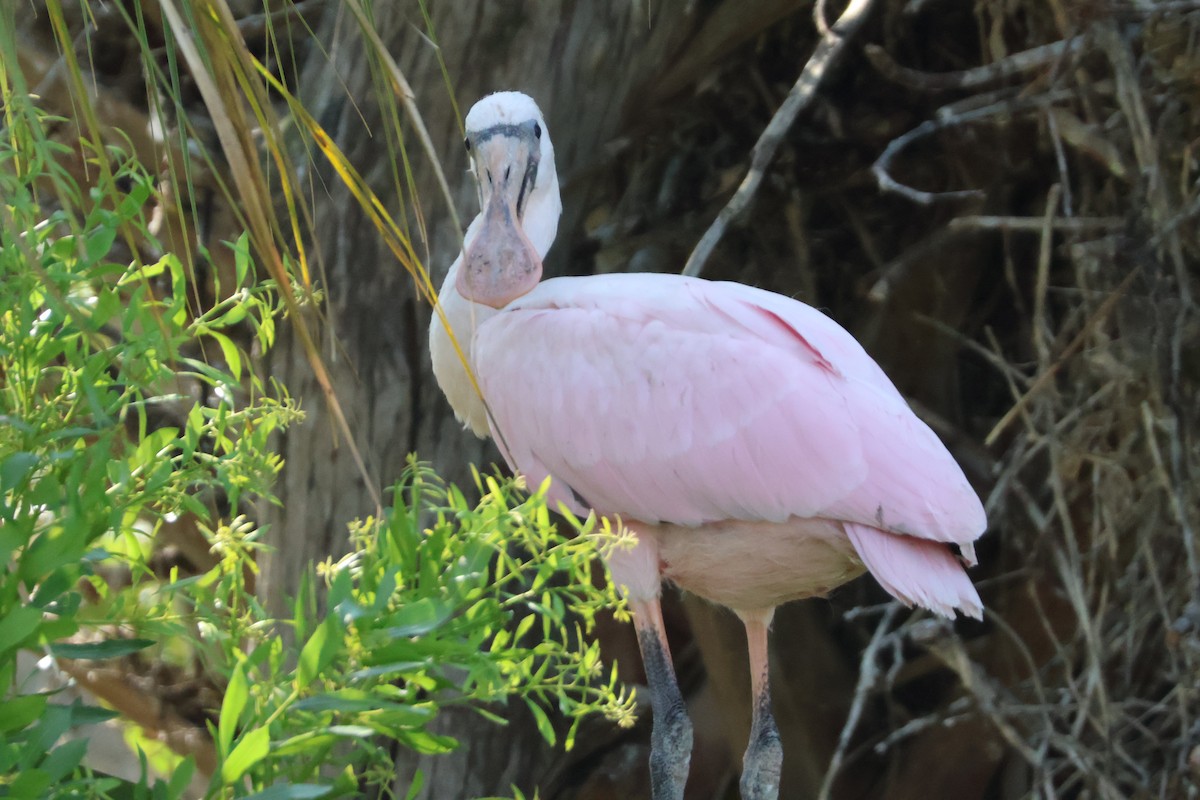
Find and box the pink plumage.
[474,273,985,618]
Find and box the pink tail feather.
[844,523,983,620]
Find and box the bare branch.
[682,0,877,278]
[873,89,1077,205]
[864,214,1123,303]
[817,605,899,800]
[865,36,1084,91]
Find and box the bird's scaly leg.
[630,596,693,800]
[739,609,783,800]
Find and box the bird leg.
[630,597,693,800]
[739,609,783,800]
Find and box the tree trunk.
[261,2,811,797]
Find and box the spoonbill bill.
[429,91,986,800]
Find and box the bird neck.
[428,167,562,437]
[521,171,563,259]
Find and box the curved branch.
[873,90,1078,205]
[865,36,1084,91]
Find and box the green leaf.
[94,280,123,321]
[0,694,47,733]
[50,638,155,660]
[403,770,424,800]
[270,731,336,757]
[395,728,458,755]
[165,254,188,327]
[116,176,151,220]
[85,225,117,263]
[233,232,252,288]
[219,662,248,757]
[9,767,51,799]
[326,725,374,739]
[291,692,433,726]
[40,737,88,782]
[167,757,196,798]
[221,725,270,784]
[31,704,76,754]
[243,784,332,800]
[296,616,342,689]
[0,607,43,655]
[382,598,452,639]
[207,330,242,381]
[526,700,556,746]
[295,617,330,688]
[0,452,39,493]
[65,702,119,727]
[345,661,427,683]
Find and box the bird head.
[458,92,560,308]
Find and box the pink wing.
[474,273,986,571]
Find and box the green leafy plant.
[1,50,634,800]
[182,463,634,798]
[0,83,293,797]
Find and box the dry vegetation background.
[11,0,1200,797]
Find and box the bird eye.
[464,138,471,152]
[533,122,542,140]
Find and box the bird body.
[469,271,983,617]
[430,91,986,800]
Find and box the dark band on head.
[472,121,539,144]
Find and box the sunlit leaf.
[221,725,270,783]
[219,662,248,757]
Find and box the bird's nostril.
[504,166,511,181]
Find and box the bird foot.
[739,714,783,800]
[649,698,693,800]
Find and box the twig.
[948,215,1124,232]
[872,116,986,205]
[813,0,831,37]
[682,0,876,278]
[984,267,1141,447]
[1140,403,1199,580]
[817,604,898,800]
[865,36,1084,91]
[1046,113,1074,216]
[866,214,1123,302]
[873,89,1076,205]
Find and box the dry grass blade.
[345,0,463,244]
[254,61,486,416]
[158,0,381,512]
[984,267,1140,447]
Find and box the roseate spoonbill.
[429,92,986,800]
